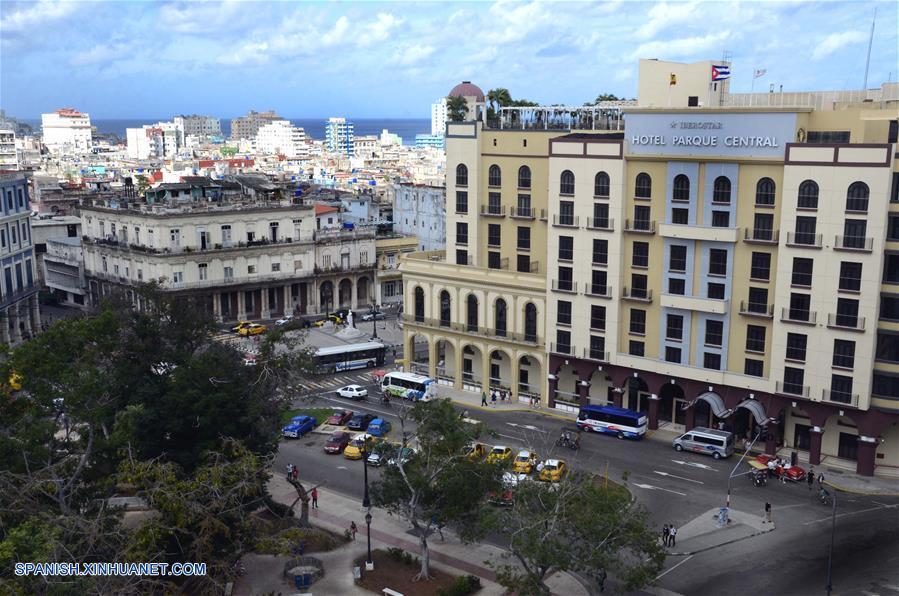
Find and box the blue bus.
[576,405,648,440]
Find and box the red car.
[755,454,807,482]
[326,410,354,426]
[324,431,352,454]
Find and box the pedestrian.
[500,389,507,402]
[350,521,357,541]
[292,465,299,481]
[817,472,825,487]
[668,525,677,547]
[311,487,318,509]
[286,463,293,480]
[491,390,497,404]
[481,392,488,407]
[807,468,815,491]
[764,501,772,524]
[662,524,669,546]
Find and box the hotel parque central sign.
[626,112,798,158]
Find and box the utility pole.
[825,489,838,595]
[863,7,877,90]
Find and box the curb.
[442,396,577,422]
[668,524,775,556]
[821,480,899,497]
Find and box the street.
[276,369,899,596]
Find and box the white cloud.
[70,42,130,66]
[0,0,77,33]
[633,31,732,60]
[635,1,701,40]
[158,0,242,34]
[395,44,435,66]
[811,30,868,60]
[217,41,270,66]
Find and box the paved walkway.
[668,507,773,556]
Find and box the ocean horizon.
[21,117,433,146]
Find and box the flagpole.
[750,69,756,107]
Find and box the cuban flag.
[711,65,731,81]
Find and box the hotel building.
[0,173,41,346]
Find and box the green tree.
[488,474,664,595]
[446,95,468,122]
[593,92,621,103]
[370,399,502,580]
[134,174,150,196]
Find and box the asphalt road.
[276,371,899,596]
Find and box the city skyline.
[1,0,896,118]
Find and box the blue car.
[367,418,391,437]
[282,415,318,439]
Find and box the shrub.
[436,574,482,596]
[386,547,406,561]
[264,496,294,518]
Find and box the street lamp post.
[362,446,373,570]
[825,488,837,595]
[371,307,379,340]
[725,427,765,516]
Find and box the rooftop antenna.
[863,7,876,89]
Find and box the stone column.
[808,427,824,466]
[261,287,270,319]
[284,285,292,315]
[577,379,590,406]
[647,393,660,430]
[0,309,10,346]
[351,277,359,309]
[427,340,438,380]
[511,359,520,404]
[481,348,491,393]
[855,436,877,477]
[453,344,464,389]
[547,376,559,409]
[684,404,696,432]
[309,281,318,314]
[765,427,779,456]
[10,308,22,345]
[30,296,41,332]
[237,290,246,320]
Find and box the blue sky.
[1,0,896,119]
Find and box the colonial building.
[374,233,417,306]
[0,173,41,346]
[392,183,446,251]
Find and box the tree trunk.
[287,478,311,528]
[416,533,431,581]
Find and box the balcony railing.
[0,285,38,310]
[622,287,653,302]
[624,219,656,234]
[400,314,542,345]
[743,229,779,244]
[827,313,865,331]
[583,348,610,362]
[822,389,859,407]
[785,232,823,247]
[739,301,774,318]
[586,217,614,231]
[834,235,874,252]
[510,206,535,219]
[550,342,572,355]
[584,283,612,298]
[781,307,817,324]
[480,205,506,217]
[552,215,579,227]
[551,279,576,293]
[83,232,317,256]
[776,381,810,397]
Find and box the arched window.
[414,287,425,323]
[635,173,652,199]
[488,165,502,187]
[560,170,575,195]
[755,177,775,206]
[466,294,479,332]
[846,182,870,212]
[797,180,819,209]
[455,164,468,186]
[439,290,451,327]
[518,166,531,189]
[673,174,690,202]
[713,176,731,204]
[524,303,537,342]
[495,299,508,337]
[594,171,610,197]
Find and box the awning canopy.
[735,399,769,426]
[682,391,732,418]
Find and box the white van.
[672,427,734,459]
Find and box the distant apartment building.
[126,124,179,160]
[431,97,448,135]
[31,214,81,285]
[325,117,355,156]
[41,108,92,154]
[393,183,446,251]
[0,129,17,170]
[254,120,308,158]
[42,236,87,308]
[173,114,222,139]
[415,134,445,150]
[231,110,282,140]
[354,135,378,157]
[0,173,41,346]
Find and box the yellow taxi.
[232,321,253,333]
[486,445,514,465]
[512,450,539,474]
[539,459,568,483]
[312,314,344,327]
[344,433,375,460]
[238,323,268,336]
[464,442,488,462]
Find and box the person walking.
[662,524,669,546]
[310,487,318,509]
[292,464,299,481]
[817,472,825,487]
[286,463,293,480]
[481,391,488,407]
[349,521,357,541]
[491,390,498,405]
[764,501,772,524]
[668,525,677,547]
[807,467,815,491]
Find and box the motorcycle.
[555,434,580,451]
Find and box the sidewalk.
[432,383,576,421]
[668,507,773,556]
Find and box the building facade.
[41,108,92,154]
[374,234,417,306]
[174,114,222,139]
[432,97,448,136]
[0,174,41,346]
[31,214,81,285]
[231,110,282,140]
[0,129,17,171]
[325,117,355,156]
[415,134,445,150]
[255,120,308,158]
[393,183,446,251]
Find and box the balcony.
[551,279,576,293]
[539,209,548,221]
[83,232,316,257]
[822,389,859,407]
[776,381,810,398]
[739,301,774,318]
[622,287,653,302]
[400,314,542,346]
[583,348,610,362]
[781,307,817,325]
[659,223,738,243]
[0,285,38,310]
[661,293,729,314]
[586,217,614,231]
[480,205,506,218]
[510,206,535,219]
[785,232,823,248]
[834,235,874,252]
[584,282,612,298]
[827,313,866,331]
[624,219,656,234]
[743,229,779,244]
[552,214,579,228]
[550,342,572,356]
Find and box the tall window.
[666,314,684,340]
[833,339,855,369]
[466,294,478,331]
[456,222,468,245]
[789,293,811,321]
[518,166,531,189]
[560,170,575,195]
[705,320,724,346]
[414,287,425,322]
[794,216,817,245]
[634,205,651,229]
[755,177,776,205]
[455,164,468,186]
[791,257,813,287]
[839,262,862,292]
[786,333,807,361]
[439,291,451,327]
[455,191,468,213]
[783,367,805,395]
[670,245,687,272]
[559,201,575,225]
[590,305,606,330]
[746,325,766,352]
[672,174,690,202]
[835,297,859,327]
[632,242,649,268]
[846,181,869,212]
[593,203,610,228]
[843,219,867,248]
[635,173,652,199]
[559,236,574,261]
[592,238,608,265]
[630,309,646,334]
[708,248,728,276]
[488,165,501,187]
[750,252,771,281]
[713,176,731,204]
[594,171,610,197]
[753,213,774,240]
[524,303,538,342]
[517,226,530,250]
[488,224,501,247]
[797,180,819,209]
[557,300,572,325]
[495,299,508,336]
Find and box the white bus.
[381,371,435,401]
[314,341,387,373]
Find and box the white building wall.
[431,98,448,135]
[41,111,93,154]
[393,184,446,251]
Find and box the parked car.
[326,409,354,426]
[347,413,376,431]
[489,472,527,506]
[512,450,539,474]
[361,311,385,321]
[242,355,258,367]
[232,321,253,333]
[274,315,294,326]
[344,433,375,460]
[388,446,417,467]
[539,459,568,482]
[367,418,392,437]
[464,442,488,462]
[282,415,317,439]
[324,431,352,454]
[312,314,344,327]
[337,385,368,400]
[238,323,267,336]
[486,445,514,465]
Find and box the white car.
[275,315,294,326]
[337,384,368,400]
